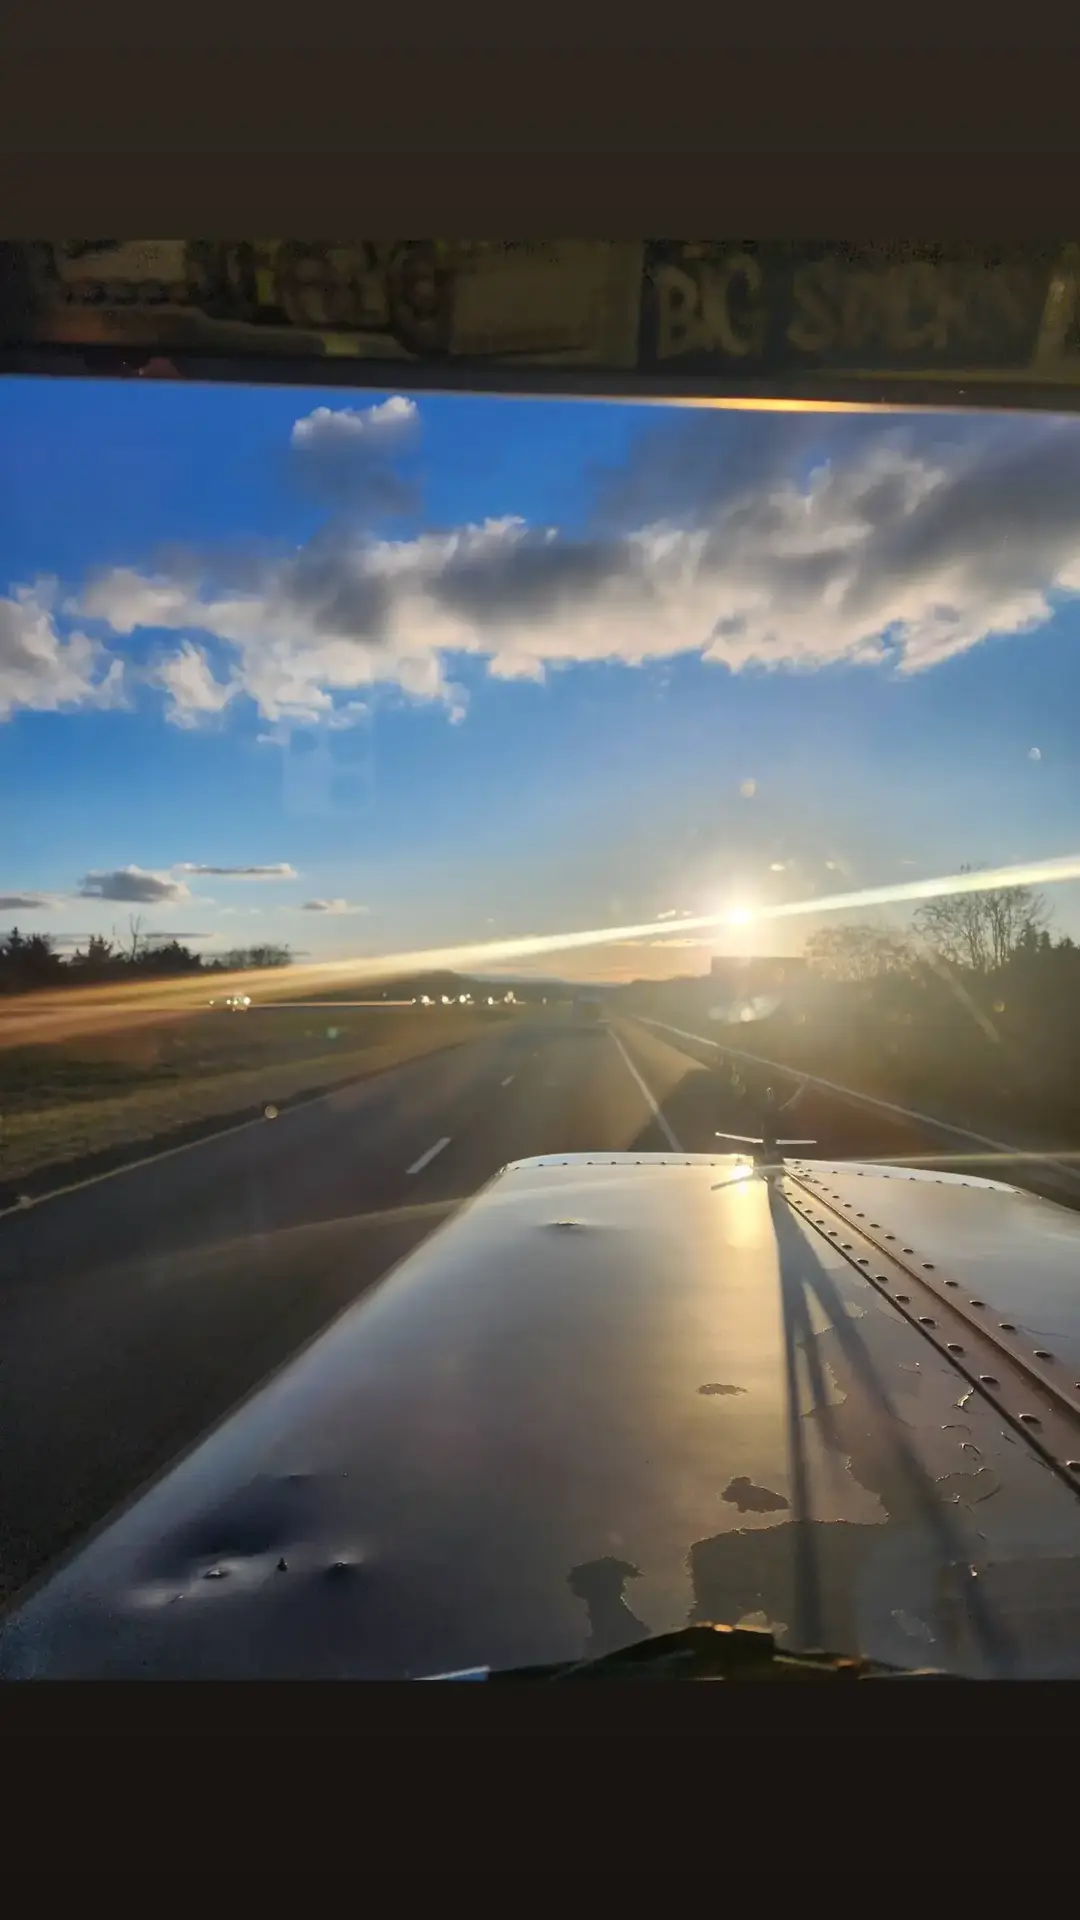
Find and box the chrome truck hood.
[5,1152,1080,1681]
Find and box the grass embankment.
[622,980,1080,1156]
[0,999,493,1186]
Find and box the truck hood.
[5,1152,1080,1679]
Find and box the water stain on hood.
[722,1477,790,1514]
[688,1517,879,1654]
[567,1556,649,1658]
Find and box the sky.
[2,377,1079,981]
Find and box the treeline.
[762,872,1080,1138]
[622,867,1080,1144]
[0,927,293,993]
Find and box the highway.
[0,1008,1056,1606]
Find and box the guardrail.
[632,1014,1080,1205]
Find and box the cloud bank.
[9,405,1080,731]
[0,892,56,911]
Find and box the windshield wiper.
[427,1622,958,1680]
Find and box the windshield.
[4,368,1080,1679]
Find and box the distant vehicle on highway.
[207,994,251,1011]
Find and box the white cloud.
[289,397,420,517]
[0,584,124,721]
[300,898,368,914]
[291,395,418,451]
[176,863,297,879]
[153,643,238,728]
[78,865,191,904]
[1028,746,1042,760]
[79,569,193,635]
[61,413,1080,729]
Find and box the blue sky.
[2,378,1079,977]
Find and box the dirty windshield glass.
[4,372,1080,1681]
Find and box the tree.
[0,926,28,993]
[913,866,1048,974]
[0,928,292,991]
[243,943,292,970]
[69,934,116,979]
[137,939,202,975]
[805,922,915,983]
[115,914,146,965]
[208,944,293,972]
[0,928,62,987]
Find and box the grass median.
[0,1000,494,1189]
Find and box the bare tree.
[983,884,1049,971]
[913,866,1047,974]
[805,922,915,983]
[114,913,145,964]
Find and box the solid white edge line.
[608,1028,683,1152]
[0,1107,294,1220]
[407,1135,452,1176]
[0,1035,472,1221]
[635,1013,1080,1187]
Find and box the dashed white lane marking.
[501,1075,515,1087]
[0,1105,294,1221]
[608,1030,683,1152]
[0,1040,467,1220]
[407,1136,452,1176]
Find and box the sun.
[725,904,756,929]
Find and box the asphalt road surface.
[0,1010,1006,1604]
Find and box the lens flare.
[5,851,1080,1048]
